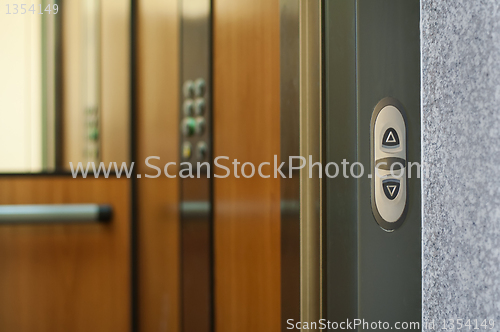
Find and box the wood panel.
[213,0,281,331]
[0,176,131,332]
[136,0,180,331]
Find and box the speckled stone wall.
[422,0,500,328]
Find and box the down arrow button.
[382,179,400,200]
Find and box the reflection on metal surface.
[0,204,112,224]
[82,0,101,164]
[180,177,212,332]
[180,0,212,169]
[280,200,300,217]
[280,0,301,329]
[42,0,62,171]
[181,201,211,219]
[299,0,323,328]
[182,1,210,19]
[179,0,213,331]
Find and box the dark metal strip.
[280,0,301,329]
[374,157,406,171]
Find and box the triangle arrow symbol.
[382,180,400,200]
[387,185,397,197]
[385,131,397,143]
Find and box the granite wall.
[422,0,500,327]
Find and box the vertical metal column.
[299,0,324,328]
[324,0,358,323]
[280,1,324,330]
[325,0,421,329]
[179,1,213,331]
[280,0,301,329]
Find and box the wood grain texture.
[136,0,180,331]
[136,177,179,332]
[213,0,281,330]
[0,177,131,332]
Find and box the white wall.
[0,1,43,172]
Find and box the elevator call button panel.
[181,78,210,166]
[370,97,408,231]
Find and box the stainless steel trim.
[300,0,323,328]
[180,201,211,219]
[41,0,62,171]
[179,0,213,330]
[180,0,212,168]
[281,0,324,327]
[280,0,301,328]
[0,204,112,224]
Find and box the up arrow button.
[382,128,400,147]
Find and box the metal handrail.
[0,204,112,224]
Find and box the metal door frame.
[280,0,325,329]
[281,1,421,330]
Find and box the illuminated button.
[183,100,194,116]
[195,117,206,135]
[194,98,206,116]
[182,142,192,159]
[197,141,207,160]
[183,80,195,98]
[194,78,206,97]
[88,127,99,140]
[182,118,196,136]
